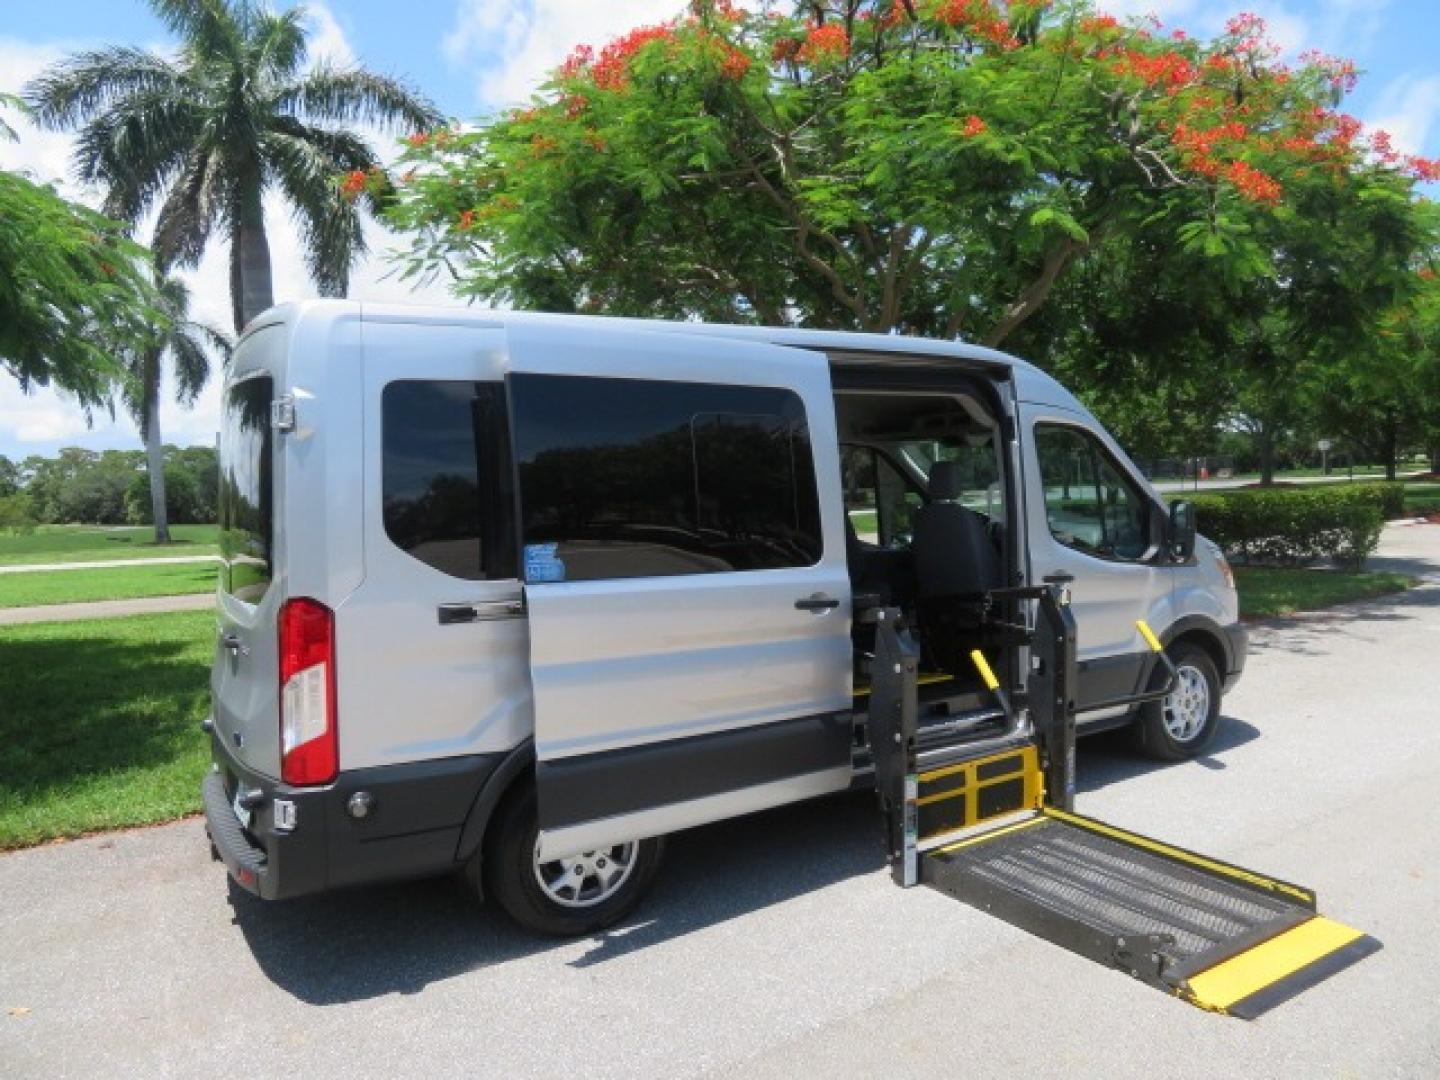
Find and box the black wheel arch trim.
[1160,615,1237,679]
[455,737,535,869]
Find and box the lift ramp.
[866,593,1378,1019]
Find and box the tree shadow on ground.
[0,630,210,803]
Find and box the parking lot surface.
[3,523,1438,1079]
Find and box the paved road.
[3,525,1438,1079]
[0,555,219,574]
[0,593,214,626]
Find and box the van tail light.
[278,597,337,786]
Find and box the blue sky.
[2,0,1438,461]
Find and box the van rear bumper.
[203,722,506,901]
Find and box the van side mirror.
[1168,500,1197,561]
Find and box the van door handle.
[1042,571,1075,585]
[438,599,526,625]
[795,594,841,612]
[220,632,249,656]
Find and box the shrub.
[1355,482,1405,520]
[0,492,37,534]
[1192,486,1384,568]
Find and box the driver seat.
[912,462,1002,598]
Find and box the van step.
[923,808,1380,1018]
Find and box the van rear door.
[505,321,853,860]
[212,353,283,779]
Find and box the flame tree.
[388,2,1435,340]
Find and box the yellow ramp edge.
[1182,916,1380,1019]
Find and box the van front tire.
[479,783,664,936]
[1132,642,1221,762]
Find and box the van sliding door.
[505,321,853,861]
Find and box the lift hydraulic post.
[867,587,1379,1019]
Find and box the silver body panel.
[209,301,1239,849]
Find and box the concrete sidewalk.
[0,592,214,625]
[0,554,220,574]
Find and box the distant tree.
[23,448,143,524]
[0,454,19,497]
[25,0,442,332]
[119,272,229,542]
[171,445,219,522]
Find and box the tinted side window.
[1035,424,1149,560]
[382,381,514,580]
[511,375,822,581]
[219,375,273,602]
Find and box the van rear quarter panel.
[335,315,533,770]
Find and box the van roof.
[243,300,1084,411]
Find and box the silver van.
[204,301,1245,935]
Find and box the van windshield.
[219,375,274,602]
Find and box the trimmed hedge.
[1192,485,1385,568]
[1356,481,1406,521]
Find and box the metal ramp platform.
[865,590,1378,1019]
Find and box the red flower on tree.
[797,23,850,65]
[959,114,988,137]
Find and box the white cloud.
[444,0,682,110]
[305,0,356,68]
[1367,72,1440,156]
[1,21,455,460]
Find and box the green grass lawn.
[1234,566,1417,619]
[0,562,218,608]
[0,524,219,566]
[1402,482,1440,516]
[0,611,214,849]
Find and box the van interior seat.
[912,461,1004,674]
[912,462,1002,598]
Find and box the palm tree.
[24,0,442,332]
[124,271,231,543]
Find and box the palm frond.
[0,91,26,141]
[152,148,226,270]
[149,0,244,63]
[267,114,374,169]
[276,65,443,133]
[249,7,308,83]
[23,47,186,130]
[262,126,366,294]
[168,330,215,405]
[74,90,204,223]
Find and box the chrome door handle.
[794,594,841,612]
[438,598,527,625]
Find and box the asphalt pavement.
[2,523,1438,1079]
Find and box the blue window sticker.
[524,543,566,583]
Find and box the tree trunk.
[1430,446,1440,475]
[981,236,1087,348]
[230,175,274,333]
[1382,411,1398,482]
[142,351,170,544]
[1257,426,1276,486]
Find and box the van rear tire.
[479,782,664,937]
[1132,642,1221,761]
